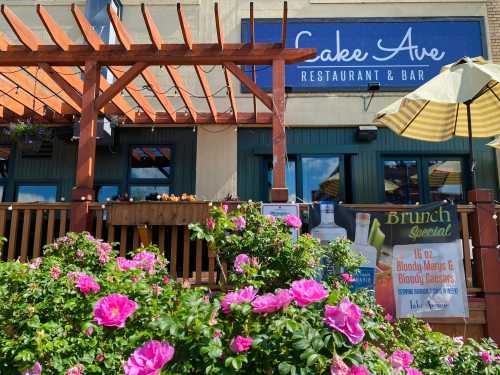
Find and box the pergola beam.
[0,46,314,66]
[224,62,273,111]
[72,4,153,121]
[108,4,175,122]
[178,4,217,122]
[0,67,76,115]
[0,77,65,122]
[250,2,257,117]
[133,111,271,125]
[215,3,238,123]
[94,62,148,112]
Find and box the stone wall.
[488,0,500,62]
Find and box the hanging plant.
[4,122,53,152]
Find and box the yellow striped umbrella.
[375,57,500,188]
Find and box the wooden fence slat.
[170,226,178,277]
[460,212,474,288]
[46,209,55,244]
[95,209,103,239]
[20,209,31,260]
[120,226,127,257]
[7,209,19,260]
[133,228,139,250]
[59,209,67,237]
[195,239,202,284]
[208,244,215,286]
[33,209,43,258]
[0,209,6,237]
[158,226,166,255]
[107,224,115,243]
[182,227,190,281]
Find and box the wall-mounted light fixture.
[363,82,381,112]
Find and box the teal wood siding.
[6,138,77,201]
[237,127,498,203]
[4,127,196,201]
[94,128,197,196]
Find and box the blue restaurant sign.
[241,18,486,91]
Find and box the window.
[383,160,420,204]
[128,146,172,200]
[16,185,57,202]
[302,156,342,202]
[96,185,119,202]
[0,147,10,201]
[383,156,465,204]
[265,155,345,203]
[266,160,297,202]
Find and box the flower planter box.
[107,201,210,226]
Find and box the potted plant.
[4,122,52,152]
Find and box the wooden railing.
[88,203,224,286]
[0,203,71,261]
[0,200,489,338]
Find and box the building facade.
[0,0,497,205]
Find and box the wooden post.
[70,59,100,232]
[270,59,288,202]
[467,189,500,342]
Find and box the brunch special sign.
[241,18,485,91]
[334,202,468,319]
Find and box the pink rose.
[66,364,84,375]
[84,326,94,337]
[479,351,493,364]
[230,336,253,353]
[389,350,414,370]
[213,330,222,338]
[274,289,293,309]
[222,204,229,213]
[330,355,349,375]
[76,274,100,295]
[252,293,281,314]
[384,313,393,322]
[252,289,292,314]
[207,217,216,231]
[163,276,170,284]
[234,254,250,274]
[93,294,138,328]
[290,279,329,307]
[133,251,157,274]
[51,266,61,280]
[349,365,371,375]
[324,297,365,345]
[124,340,175,375]
[340,273,355,283]
[22,362,42,375]
[405,369,423,375]
[221,287,258,314]
[231,216,246,231]
[76,250,85,258]
[29,258,42,270]
[117,257,141,271]
[284,214,302,228]
[96,354,105,362]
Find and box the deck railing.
[0,200,492,339]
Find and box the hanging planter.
[4,122,53,152]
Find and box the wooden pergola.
[0,2,315,231]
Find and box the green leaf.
[278,362,292,374]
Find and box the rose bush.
[0,204,497,374]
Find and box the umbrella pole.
[466,101,476,190]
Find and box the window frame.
[262,153,346,203]
[126,144,175,198]
[14,181,60,203]
[95,182,121,202]
[380,154,468,204]
[0,146,12,202]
